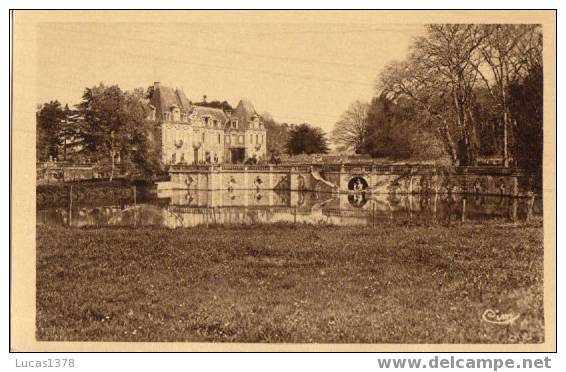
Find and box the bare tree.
[380,59,459,164]
[379,24,486,166]
[331,101,370,153]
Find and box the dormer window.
[231,120,238,128]
[180,113,187,122]
[171,106,180,122]
[213,119,218,128]
[164,112,171,121]
[251,114,260,129]
[203,116,210,126]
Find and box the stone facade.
[224,100,267,163]
[148,82,267,166]
[161,163,528,197]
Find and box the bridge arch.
[348,176,368,191]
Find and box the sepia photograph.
[10,10,556,352]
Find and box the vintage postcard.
[10,10,556,352]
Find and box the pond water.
[37,189,542,228]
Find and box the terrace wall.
[164,164,529,197]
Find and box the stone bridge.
[160,163,527,196]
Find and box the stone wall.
[37,164,96,185]
[162,164,528,197]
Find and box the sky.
[35,14,424,134]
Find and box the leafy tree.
[470,87,502,158]
[36,101,66,161]
[261,112,289,156]
[194,99,233,112]
[77,83,155,180]
[331,100,370,153]
[509,63,543,190]
[362,96,445,161]
[123,88,162,176]
[286,123,329,155]
[59,104,83,161]
[472,25,542,166]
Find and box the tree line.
[262,113,330,156]
[37,83,160,180]
[37,83,331,179]
[332,24,543,185]
[38,25,543,185]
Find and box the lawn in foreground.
[36,223,544,343]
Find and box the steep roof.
[175,89,191,111]
[231,99,259,130]
[150,84,263,131]
[150,84,191,118]
[193,105,228,124]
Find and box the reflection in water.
[348,191,368,208]
[37,190,542,229]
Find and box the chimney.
[154,81,160,89]
[203,95,207,104]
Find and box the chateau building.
[148,82,266,165]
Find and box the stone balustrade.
[161,162,529,197]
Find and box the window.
[213,119,218,127]
[250,134,253,143]
[231,120,238,128]
[180,153,185,163]
[172,108,180,122]
[225,135,230,144]
[256,134,259,143]
[203,116,210,126]
[181,113,187,122]
[164,112,171,121]
[218,133,221,144]
[171,153,176,164]
[202,132,205,143]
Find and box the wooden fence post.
[511,198,518,222]
[526,193,535,223]
[448,197,452,226]
[372,202,376,227]
[68,185,73,227]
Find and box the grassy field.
[36,222,544,343]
